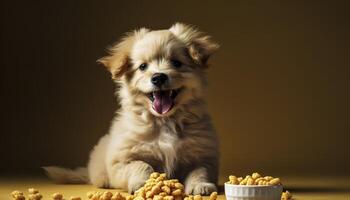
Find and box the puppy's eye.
[139,63,148,71]
[171,60,182,68]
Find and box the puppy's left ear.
[169,23,219,67]
[98,28,149,79]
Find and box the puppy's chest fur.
[130,119,196,177]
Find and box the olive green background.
[1,1,349,177]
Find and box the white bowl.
[224,182,283,200]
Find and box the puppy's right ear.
[169,23,219,67]
[98,28,149,79]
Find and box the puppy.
[44,23,219,195]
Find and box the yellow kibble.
[228,175,239,184]
[156,181,164,188]
[174,183,184,190]
[112,192,125,200]
[209,192,217,200]
[156,174,166,182]
[125,195,134,200]
[136,189,146,198]
[263,180,270,186]
[52,193,63,200]
[145,191,153,198]
[163,196,174,200]
[229,175,236,181]
[258,180,264,185]
[150,172,160,179]
[134,197,145,200]
[151,186,161,194]
[239,179,247,185]
[100,191,113,200]
[252,172,261,179]
[171,189,182,196]
[86,191,95,199]
[70,197,81,200]
[237,177,243,182]
[269,178,281,185]
[161,186,171,194]
[29,193,43,200]
[28,188,39,194]
[153,195,163,200]
[281,190,292,200]
[193,195,202,200]
[158,192,167,197]
[247,178,254,185]
[245,175,252,180]
[11,191,25,200]
[264,176,273,181]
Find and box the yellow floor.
[1,175,350,200]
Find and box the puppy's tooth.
[169,90,173,96]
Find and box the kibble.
[52,193,63,200]
[193,195,202,200]
[28,193,43,200]
[11,191,25,200]
[28,188,39,194]
[70,197,81,200]
[209,192,217,200]
[101,191,113,200]
[227,172,282,186]
[281,190,292,200]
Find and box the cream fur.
[44,23,219,195]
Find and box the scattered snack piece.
[227,172,282,186]
[28,188,39,194]
[88,191,103,200]
[209,192,217,200]
[70,197,81,200]
[100,191,113,200]
[28,193,43,200]
[193,195,202,200]
[11,191,25,200]
[281,190,292,200]
[112,192,125,200]
[52,193,63,200]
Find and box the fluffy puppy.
[44,23,219,195]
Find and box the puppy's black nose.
[151,73,168,87]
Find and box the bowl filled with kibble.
[225,172,284,200]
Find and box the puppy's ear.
[169,23,219,67]
[98,28,149,79]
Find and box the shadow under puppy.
[44,23,220,195]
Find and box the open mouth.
[147,88,182,115]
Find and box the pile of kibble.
[226,172,282,186]
[11,172,217,200]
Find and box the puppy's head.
[99,23,219,117]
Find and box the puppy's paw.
[128,181,146,194]
[90,172,109,188]
[185,182,217,195]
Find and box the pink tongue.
[152,91,174,114]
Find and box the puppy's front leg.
[109,160,154,193]
[184,167,217,195]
